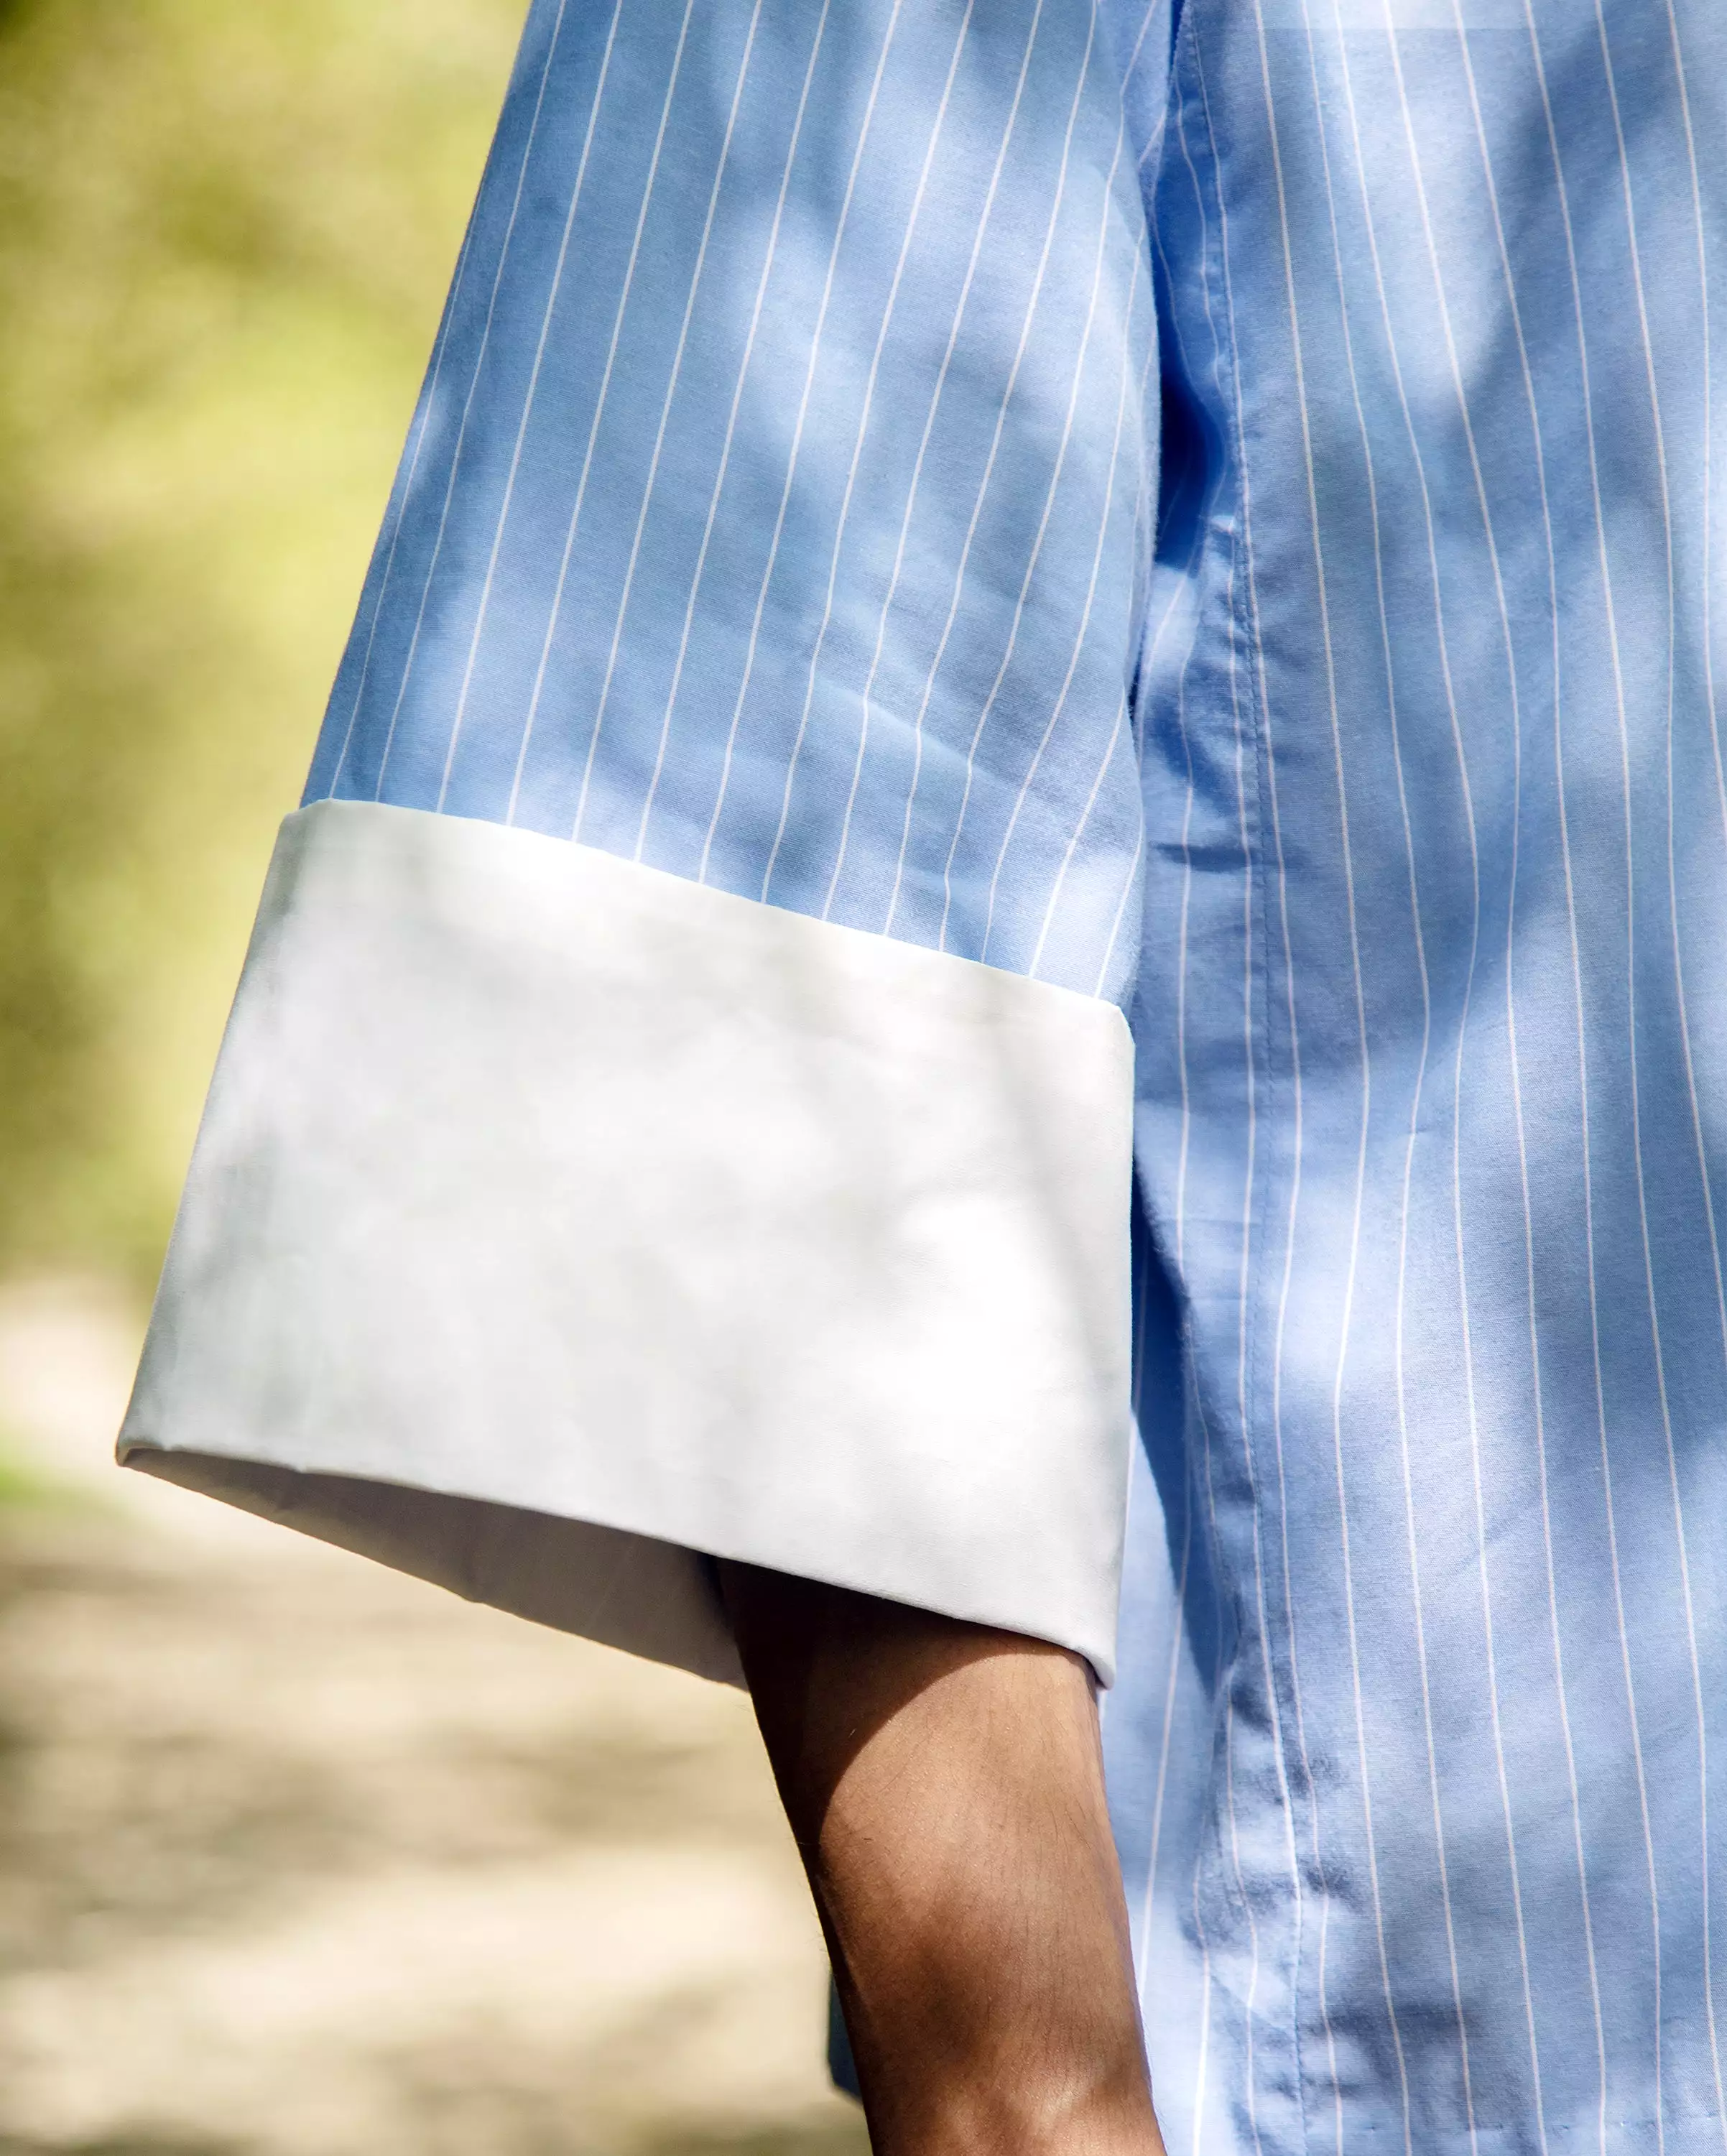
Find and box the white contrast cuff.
[120,801,1136,1683]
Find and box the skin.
[717,1562,1166,2156]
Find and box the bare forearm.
[718,1563,1163,2156]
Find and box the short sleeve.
[119,0,1155,1685]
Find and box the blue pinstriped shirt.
[307,5,1727,2152]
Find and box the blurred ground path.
[0,1279,865,2156]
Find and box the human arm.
[719,1561,1165,2156]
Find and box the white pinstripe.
[1588,3,1726,2122]
[924,172,1112,943]
[1159,165,1277,2156]
[555,0,767,861]
[663,3,834,880]
[1043,353,1159,981]
[1086,227,1164,1009]
[504,0,698,828]
[565,0,701,841]
[688,4,907,885]
[491,24,636,825]
[865,0,1052,933]
[1120,0,1164,108]
[1019,277,1149,976]
[1397,8,1632,2150]
[759,14,983,904]
[978,125,1136,961]
[1446,11,1669,2144]
[1030,695,1130,978]
[753,8,981,903]
[1663,16,1727,2131]
[1300,3,1481,2137]
[1091,246,1168,1009]
[777,3,986,917]
[1161,240,1272,2151]
[371,1,588,801]
[1475,29,1665,2147]
[1260,11,1412,2146]
[1093,832,1144,1000]
[873,14,1111,950]
[437,0,621,815]
[1325,15,1552,2143]
[1195,27,1343,2142]
[1134,1,1175,176]
[1312,4,1481,2135]
[329,208,481,798]
[1186,50,1312,2147]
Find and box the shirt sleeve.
[118,0,1157,1685]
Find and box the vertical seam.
[1171,8,1311,2147]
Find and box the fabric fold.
[121,799,1136,1683]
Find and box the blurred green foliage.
[0,0,522,1277]
[0,1435,63,1511]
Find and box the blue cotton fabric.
[311,0,1155,998]
[307,4,1727,2153]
